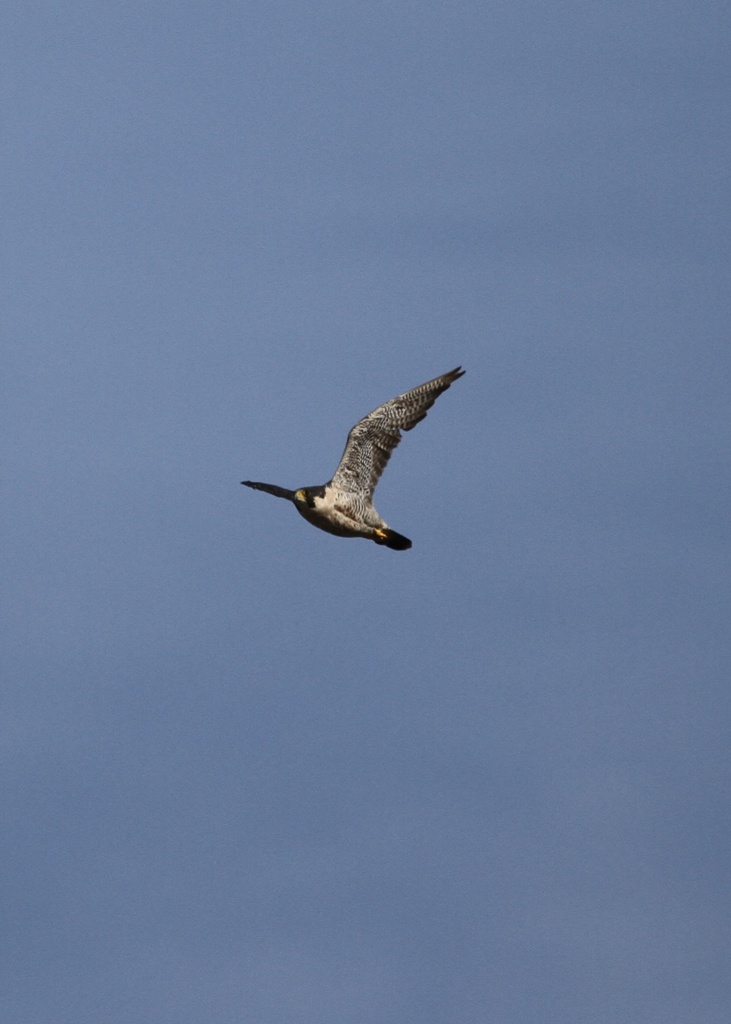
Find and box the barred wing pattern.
[329,367,465,502]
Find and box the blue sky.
[3,2,729,1021]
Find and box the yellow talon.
[374,528,387,541]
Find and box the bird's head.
[294,487,312,508]
[294,486,325,509]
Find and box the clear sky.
[3,2,729,1022]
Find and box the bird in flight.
[242,367,465,550]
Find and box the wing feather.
[329,367,465,500]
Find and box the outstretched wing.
[241,481,296,501]
[329,367,465,499]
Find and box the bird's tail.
[375,528,412,551]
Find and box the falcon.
[242,367,465,550]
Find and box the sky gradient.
[3,2,729,1022]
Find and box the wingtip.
[241,480,297,500]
